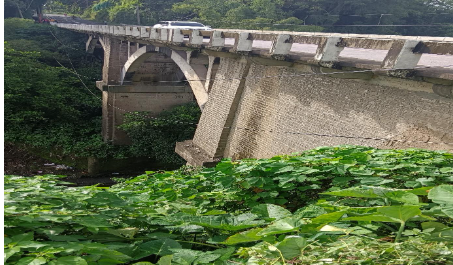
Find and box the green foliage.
[4,19,131,160]
[119,102,201,166]
[5,146,453,264]
[5,0,453,35]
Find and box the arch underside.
[120,45,209,109]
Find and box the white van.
[152,21,212,31]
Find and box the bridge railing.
[55,23,453,70]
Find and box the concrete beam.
[114,26,125,35]
[126,26,133,36]
[150,28,159,40]
[234,32,253,52]
[314,36,345,65]
[140,27,150,38]
[160,29,169,41]
[190,30,203,45]
[382,40,422,69]
[209,31,225,48]
[269,34,293,56]
[132,26,140,37]
[103,85,191,93]
[170,29,184,43]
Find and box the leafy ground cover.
[4,146,453,264]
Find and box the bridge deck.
[54,22,453,81]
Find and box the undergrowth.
[4,146,453,264]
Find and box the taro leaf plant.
[4,146,453,264]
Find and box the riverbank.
[4,142,136,186]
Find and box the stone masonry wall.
[223,63,453,159]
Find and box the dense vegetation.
[4,18,114,159]
[119,103,201,166]
[5,0,453,36]
[4,18,200,166]
[5,146,453,264]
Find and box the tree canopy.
[5,0,453,35]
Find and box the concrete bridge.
[54,23,453,165]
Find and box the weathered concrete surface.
[179,58,453,165]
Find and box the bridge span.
[54,22,453,166]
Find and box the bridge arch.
[120,45,209,109]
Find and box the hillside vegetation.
[5,146,453,264]
[5,0,453,36]
[4,18,200,167]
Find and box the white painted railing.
[54,23,453,70]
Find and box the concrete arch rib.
[121,45,209,109]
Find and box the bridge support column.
[176,57,251,166]
[100,38,130,142]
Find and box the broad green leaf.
[429,187,453,204]
[223,228,263,245]
[75,216,113,228]
[86,192,126,206]
[277,236,307,259]
[428,185,453,218]
[321,188,379,198]
[54,256,88,265]
[408,187,433,196]
[4,237,12,245]
[425,229,453,242]
[11,232,34,245]
[97,259,126,265]
[171,249,201,265]
[48,235,85,241]
[257,217,300,236]
[170,213,264,231]
[139,239,182,256]
[157,255,173,265]
[212,247,236,261]
[105,228,139,239]
[377,206,422,223]
[202,210,227,215]
[311,211,346,224]
[349,168,374,176]
[16,241,48,248]
[343,214,399,223]
[422,222,448,232]
[384,191,420,205]
[4,246,21,262]
[15,257,47,265]
[193,252,222,264]
[319,225,350,233]
[440,167,453,173]
[251,204,292,220]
